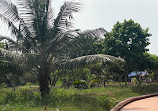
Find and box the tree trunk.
[124,72,127,87]
[103,79,106,87]
[153,70,158,83]
[38,63,50,98]
[39,74,50,97]
[62,69,67,87]
[51,72,58,87]
[118,76,122,86]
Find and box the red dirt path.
[120,96,158,111]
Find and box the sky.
[1,0,158,55]
[53,0,158,55]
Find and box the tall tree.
[102,19,151,72]
[99,19,151,85]
[0,0,124,97]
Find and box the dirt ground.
[120,96,158,111]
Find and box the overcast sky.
[54,0,158,55]
[1,0,158,55]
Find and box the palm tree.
[68,28,106,58]
[0,0,124,97]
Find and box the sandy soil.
[120,96,158,111]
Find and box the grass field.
[0,83,158,111]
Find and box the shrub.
[0,83,6,89]
[73,80,88,89]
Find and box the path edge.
[110,92,158,111]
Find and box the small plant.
[25,82,34,86]
[0,83,6,89]
[88,78,102,88]
[73,80,88,89]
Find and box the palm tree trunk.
[38,63,50,98]
[39,74,50,97]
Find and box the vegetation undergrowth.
[0,83,158,111]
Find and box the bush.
[73,80,88,89]
[0,83,6,89]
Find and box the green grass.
[0,83,158,111]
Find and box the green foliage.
[0,0,82,97]
[143,52,158,82]
[89,61,124,86]
[102,19,151,72]
[143,52,158,69]
[88,78,101,88]
[20,73,37,84]
[98,95,115,110]
[25,82,36,86]
[69,34,103,58]
[58,68,96,88]
[0,83,7,89]
[73,80,87,89]
[0,84,158,111]
[0,52,23,86]
[0,88,41,109]
[74,68,91,81]
[0,42,4,48]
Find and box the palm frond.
[45,29,78,56]
[17,0,35,37]
[63,54,125,69]
[80,28,107,39]
[0,14,34,50]
[0,48,23,62]
[46,28,106,60]
[0,0,35,40]
[0,14,22,39]
[47,0,54,29]
[52,1,81,38]
[22,53,39,72]
[68,38,96,58]
[0,35,18,48]
[0,35,29,51]
[0,0,19,24]
[52,28,106,59]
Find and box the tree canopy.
[101,19,151,72]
